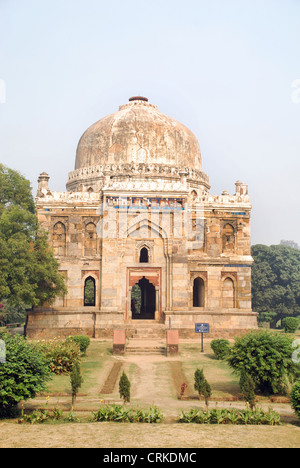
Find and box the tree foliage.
[67,335,91,355]
[227,330,299,395]
[194,368,212,407]
[210,339,231,360]
[0,333,51,417]
[251,244,300,326]
[70,362,83,405]
[239,369,256,410]
[0,165,67,310]
[280,239,299,250]
[0,164,35,215]
[290,380,300,420]
[119,371,131,404]
[35,338,81,375]
[282,317,300,334]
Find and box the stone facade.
[26,97,258,339]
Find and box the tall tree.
[0,165,66,313]
[0,164,35,215]
[280,240,299,250]
[251,244,300,327]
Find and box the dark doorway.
[139,247,149,263]
[131,276,155,319]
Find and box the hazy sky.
[0,0,299,246]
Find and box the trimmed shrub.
[282,317,300,334]
[67,335,90,355]
[290,380,300,420]
[227,330,298,395]
[119,371,131,404]
[194,368,211,407]
[70,362,83,405]
[239,369,256,410]
[210,339,231,359]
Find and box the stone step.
[131,334,163,339]
[126,346,166,355]
[126,338,166,355]
[128,325,167,340]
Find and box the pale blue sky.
[0,0,299,246]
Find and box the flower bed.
[178,407,281,425]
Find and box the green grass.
[32,336,299,410]
[44,340,242,401]
[45,341,111,396]
[180,342,240,399]
[2,335,299,448]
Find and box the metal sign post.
[195,323,209,353]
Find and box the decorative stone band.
[35,189,251,207]
[119,100,158,111]
[67,162,210,187]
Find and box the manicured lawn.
[45,340,112,396]
[1,337,299,448]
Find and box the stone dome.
[67,97,210,193]
[75,97,202,171]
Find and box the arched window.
[139,247,149,263]
[191,190,197,201]
[84,223,97,256]
[53,222,66,256]
[193,277,205,307]
[222,277,235,308]
[222,224,235,253]
[84,276,96,306]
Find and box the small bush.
[19,408,50,424]
[18,407,77,424]
[180,382,188,397]
[70,362,83,405]
[239,369,256,410]
[210,339,231,359]
[93,404,163,423]
[119,371,131,404]
[290,380,300,420]
[194,368,211,407]
[67,335,90,355]
[36,338,81,375]
[282,317,300,334]
[227,330,297,395]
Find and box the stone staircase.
[126,340,166,355]
[126,323,167,355]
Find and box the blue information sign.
[195,323,209,334]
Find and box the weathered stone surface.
[26,97,257,340]
[113,329,126,355]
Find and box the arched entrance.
[193,277,205,307]
[131,276,156,320]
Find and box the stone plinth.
[113,329,126,355]
[166,329,179,356]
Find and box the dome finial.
[129,96,148,102]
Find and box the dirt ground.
[1,420,300,448]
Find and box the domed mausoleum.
[26,97,258,339]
